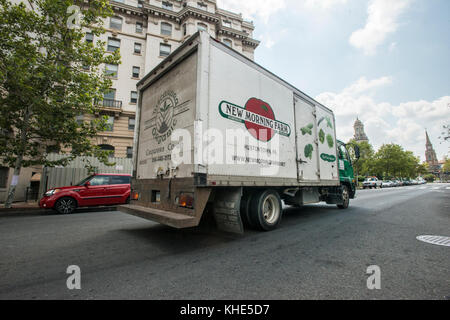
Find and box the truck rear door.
[294,95,319,182]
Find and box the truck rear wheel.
[337,185,350,210]
[240,191,256,229]
[249,190,282,231]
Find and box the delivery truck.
[119,31,359,233]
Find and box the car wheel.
[55,197,77,214]
[337,185,350,209]
[249,189,282,231]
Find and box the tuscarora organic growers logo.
[219,98,291,142]
[143,90,191,144]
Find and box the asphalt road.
[0,183,449,300]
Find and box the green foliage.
[443,158,450,173]
[0,0,121,169]
[373,144,422,179]
[304,144,313,160]
[423,174,435,183]
[301,123,313,136]
[319,129,325,144]
[326,134,334,148]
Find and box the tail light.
[176,193,194,209]
[132,191,139,200]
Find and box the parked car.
[39,174,131,214]
[381,181,394,188]
[363,177,382,189]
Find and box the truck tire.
[55,197,77,214]
[249,189,282,231]
[337,185,350,210]
[240,191,256,229]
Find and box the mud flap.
[212,187,244,234]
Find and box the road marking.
[417,235,450,247]
[446,187,450,190]
[432,187,440,190]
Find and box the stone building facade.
[353,118,369,143]
[93,0,260,158]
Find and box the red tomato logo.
[244,98,275,142]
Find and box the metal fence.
[38,154,133,197]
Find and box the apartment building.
[94,0,260,158]
[1,0,259,202]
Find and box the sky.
[218,0,450,162]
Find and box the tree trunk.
[4,155,23,208]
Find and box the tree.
[373,144,421,179]
[347,139,376,177]
[443,158,450,173]
[423,174,435,183]
[0,0,121,207]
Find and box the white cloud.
[316,77,450,161]
[304,0,348,9]
[218,0,348,23]
[349,0,411,55]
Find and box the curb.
[0,206,119,217]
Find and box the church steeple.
[425,130,438,167]
[354,118,369,143]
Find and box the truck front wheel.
[249,190,282,231]
[337,185,350,210]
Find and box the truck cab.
[337,140,357,200]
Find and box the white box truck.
[119,32,359,233]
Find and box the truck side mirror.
[354,145,361,159]
[84,181,91,187]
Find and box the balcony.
[97,98,122,109]
[94,98,123,118]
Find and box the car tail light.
[176,193,194,209]
[132,191,139,200]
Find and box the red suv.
[39,174,131,214]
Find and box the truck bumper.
[118,204,199,229]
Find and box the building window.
[136,22,143,33]
[197,23,207,32]
[0,167,9,188]
[110,17,123,30]
[86,32,93,43]
[104,116,114,132]
[183,24,186,36]
[223,20,231,28]
[161,22,172,36]
[134,42,142,54]
[104,88,116,100]
[137,1,143,8]
[132,66,140,78]
[127,147,133,159]
[128,118,135,130]
[99,145,115,158]
[197,2,207,10]
[223,39,232,47]
[107,38,120,52]
[130,91,138,104]
[162,1,173,10]
[105,64,118,77]
[160,43,171,57]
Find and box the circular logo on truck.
[155,91,177,135]
[244,98,276,142]
[218,98,291,142]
